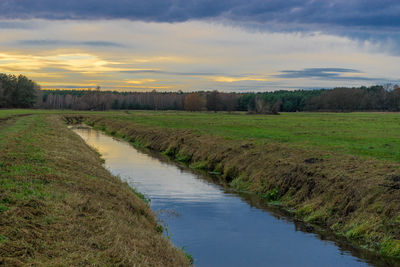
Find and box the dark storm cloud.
[276,68,379,81]
[17,39,124,47]
[0,0,399,31]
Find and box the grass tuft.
[380,239,400,258]
[264,187,280,202]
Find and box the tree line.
[0,74,41,108]
[2,73,400,112]
[40,85,400,113]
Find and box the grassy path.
[0,114,189,266]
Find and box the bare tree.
[184,92,206,111]
[206,90,221,112]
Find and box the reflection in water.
[73,126,377,267]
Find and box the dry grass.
[82,115,400,261]
[0,114,189,266]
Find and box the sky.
[0,0,399,92]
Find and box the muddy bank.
[70,115,400,261]
[0,114,189,266]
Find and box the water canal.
[73,126,382,267]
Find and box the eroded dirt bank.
[71,115,400,261]
[0,115,189,266]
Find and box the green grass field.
[3,110,400,161]
[97,111,400,162]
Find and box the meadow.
[4,109,400,163]
[97,111,400,162]
[2,109,400,263]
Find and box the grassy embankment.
[0,111,190,266]
[69,110,400,260]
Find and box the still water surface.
[73,126,376,267]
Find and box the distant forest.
[39,84,400,113]
[1,73,400,112]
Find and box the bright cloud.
[125,79,157,85]
[0,18,399,91]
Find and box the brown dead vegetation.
[80,115,400,260]
[0,115,189,266]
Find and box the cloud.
[276,68,380,81]
[211,76,269,83]
[2,1,400,55]
[121,70,223,76]
[0,52,127,73]
[17,39,124,47]
[125,79,156,85]
[0,1,399,31]
[1,17,399,91]
[0,21,35,29]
